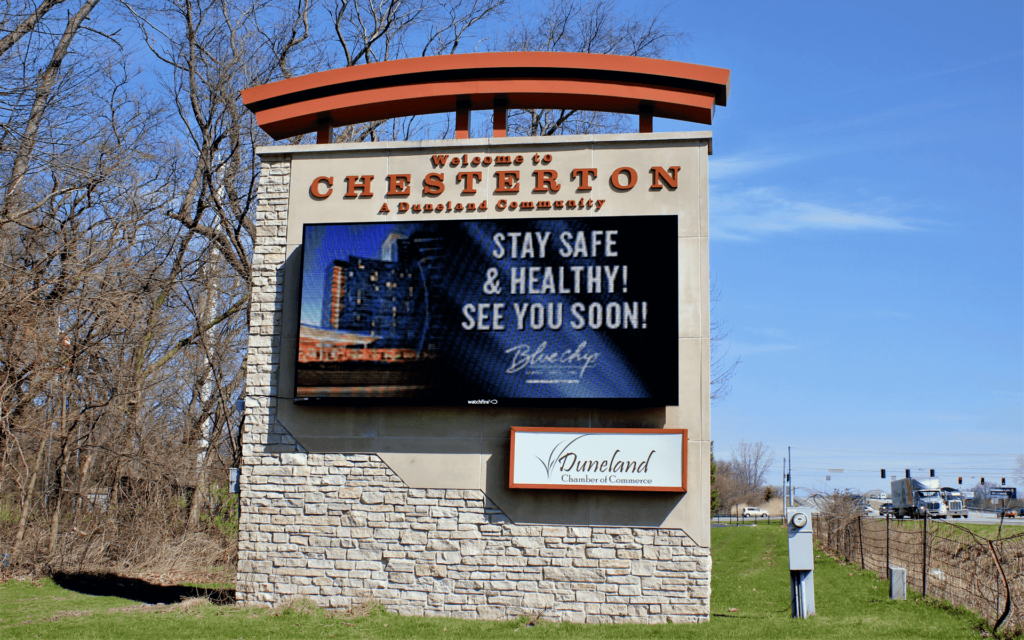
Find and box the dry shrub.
[279,596,321,613]
[816,489,862,526]
[763,497,785,516]
[172,597,211,611]
[328,598,381,619]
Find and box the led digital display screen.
[296,216,678,406]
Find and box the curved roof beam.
[242,52,730,141]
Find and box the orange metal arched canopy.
[241,52,730,140]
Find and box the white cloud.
[710,186,917,241]
[709,153,805,180]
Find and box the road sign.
[989,487,1017,499]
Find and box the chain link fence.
[814,514,1023,633]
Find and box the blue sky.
[651,1,1022,494]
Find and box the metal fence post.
[885,514,890,581]
[922,514,928,597]
[859,516,865,570]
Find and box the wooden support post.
[493,97,507,138]
[316,114,333,144]
[639,102,653,134]
[455,99,471,139]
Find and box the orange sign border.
[509,426,687,493]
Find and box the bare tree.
[731,440,776,495]
[496,0,684,137]
[711,441,776,514]
[0,0,713,577]
[813,488,862,536]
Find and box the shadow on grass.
[50,571,234,605]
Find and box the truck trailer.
[891,477,947,519]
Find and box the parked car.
[863,505,876,516]
[1017,508,1024,517]
[741,507,768,518]
[879,502,894,516]
[996,508,1016,518]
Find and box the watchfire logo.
[467,399,498,405]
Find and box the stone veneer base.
[237,452,710,623]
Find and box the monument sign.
[235,52,728,624]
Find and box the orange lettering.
[344,175,374,198]
[387,174,411,196]
[456,171,483,195]
[650,166,680,190]
[423,173,445,195]
[494,170,520,194]
[610,167,637,190]
[532,170,561,193]
[310,176,333,199]
[571,168,597,191]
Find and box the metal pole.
[886,514,890,580]
[859,516,865,570]
[788,446,792,507]
[922,513,928,597]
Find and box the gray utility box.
[788,509,814,570]
[787,508,815,618]
[889,566,906,600]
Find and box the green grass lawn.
[1,524,992,639]
[885,518,1024,541]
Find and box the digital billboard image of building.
[297,230,446,397]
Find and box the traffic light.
[881,469,886,479]
[1002,478,1006,486]
[930,469,935,477]
[958,477,962,485]
[906,469,911,478]
[786,473,791,482]
[981,478,985,485]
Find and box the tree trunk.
[13,439,47,554]
[48,428,73,557]
[186,428,221,532]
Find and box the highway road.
[864,509,1024,525]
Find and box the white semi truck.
[940,487,969,519]
[891,477,947,519]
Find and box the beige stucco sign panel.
[262,131,710,544]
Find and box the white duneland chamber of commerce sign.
[509,427,687,492]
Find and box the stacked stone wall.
[237,452,710,623]
[237,153,711,623]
